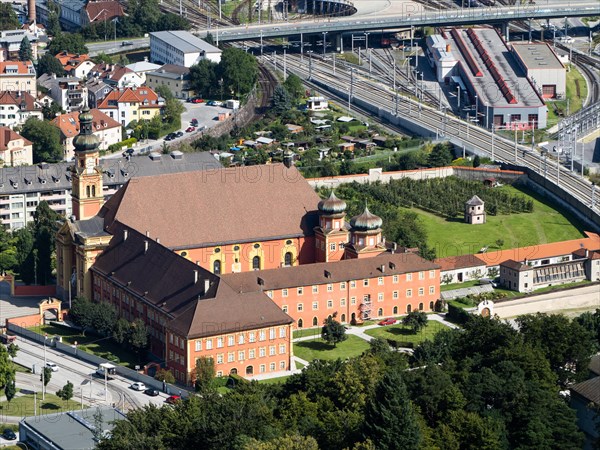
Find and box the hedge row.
[107,137,138,153]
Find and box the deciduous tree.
[402,311,428,334]
[37,53,66,77]
[56,381,74,405]
[194,356,215,393]
[321,316,347,348]
[4,380,16,403]
[20,118,63,163]
[0,4,20,31]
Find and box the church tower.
[344,206,387,259]
[71,107,103,220]
[314,191,349,262]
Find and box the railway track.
[268,52,599,215]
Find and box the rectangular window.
[312,285,318,294]
[429,270,435,279]
[406,289,413,298]
[393,291,399,299]
[269,328,276,340]
[280,361,286,369]
[217,354,223,364]
[340,298,346,307]
[297,303,303,312]
[418,287,424,296]
[378,277,384,285]
[429,286,435,294]
[419,271,424,280]
[206,339,213,350]
[269,345,276,356]
[249,349,256,359]
[406,273,412,282]
[260,364,266,373]
[228,336,234,346]
[259,330,266,341]
[259,347,266,357]
[282,289,288,297]
[195,340,201,351]
[249,332,256,343]
[351,296,356,305]
[378,293,384,302]
[228,352,235,362]
[217,337,224,348]
[279,327,286,338]
[330,243,336,251]
[279,344,286,354]
[270,362,276,371]
[326,284,333,292]
[297,287,303,295]
[340,282,346,290]
[350,281,356,289]
[238,334,245,345]
[393,275,399,283]
[238,351,245,362]
[363,279,369,287]
[312,301,318,310]
[327,300,333,308]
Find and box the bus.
[96,363,117,379]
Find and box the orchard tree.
[321,315,347,348]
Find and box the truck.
[225,99,240,110]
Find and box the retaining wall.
[14,285,56,297]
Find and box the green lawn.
[415,185,585,258]
[258,375,292,384]
[546,65,587,128]
[293,335,371,362]
[293,328,321,339]
[28,324,139,369]
[440,280,481,292]
[0,389,76,417]
[13,362,31,373]
[365,321,449,345]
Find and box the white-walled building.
[0,60,36,96]
[511,42,566,99]
[0,91,43,129]
[426,34,458,83]
[0,127,33,166]
[150,31,222,67]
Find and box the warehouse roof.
[150,31,222,55]
[511,42,564,70]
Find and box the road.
[7,337,173,420]
[492,284,600,318]
[86,37,150,57]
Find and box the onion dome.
[350,206,383,231]
[73,106,100,154]
[318,191,347,214]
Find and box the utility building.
[510,42,566,100]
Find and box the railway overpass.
[199,3,600,41]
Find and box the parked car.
[191,98,204,103]
[144,388,160,396]
[121,41,133,46]
[130,382,146,391]
[46,362,59,372]
[164,133,176,141]
[166,395,181,404]
[185,126,195,133]
[2,429,16,440]
[176,131,184,138]
[191,118,198,126]
[206,100,216,106]
[378,318,397,326]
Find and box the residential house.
[51,108,122,160]
[86,77,112,108]
[285,124,304,134]
[88,63,144,89]
[0,30,39,62]
[0,60,36,96]
[0,91,43,129]
[38,74,87,112]
[55,52,94,78]
[97,87,164,126]
[0,127,33,166]
[125,59,161,84]
[145,64,194,99]
[82,0,124,27]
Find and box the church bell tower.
[71,106,103,220]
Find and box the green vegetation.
[0,4,21,31]
[365,321,449,345]
[20,118,63,163]
[258,375,292,384]
[440,279,480,292]
[546,65,588,128]
[293,328,321,339]
[28,323,139,368]
[293,335,371,362]
[0,389,75,416]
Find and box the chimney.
[156,238,160,244]
[380,264,385,273]
[392,242,397,254]
[446,43,451,52]
[123,229,128,241]
[144,240,148,254]
[204,279,210,293]
[145,230,149,237]
[194,270,198,284]
[28,0,35,23]
[585,249,589,258]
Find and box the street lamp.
[364,32,370,51]
[457,86,461,110]
[322,31,328,56]
[474,94,479,124]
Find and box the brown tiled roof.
[570,376,600,405]
[222,252,440,292]
[572,248,600,260]
[435,254,487,271]
[0,61,34,74]
[51,108,121,138]
[158,64,190,75]
[0,91,39,111]
[98,87,161,109]
[500,259,529,271]
[85,1,124,22]
[476,232,600,266]
[90,63,135,82]
[98,164,320,249]
[0,127,31,150]
[55,52,90,71]
[91,225,291,339]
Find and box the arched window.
[341,314,346,323]
[407,304,412,313]
[284,252,293,266]
[429,301,434,311]
[86,186,90,197]
[252,256,261,270]
[312,317,318,327]
[298,318,303,328]
[246,365,253,375]
[213,260,221,275]
[419,303,424,311]
[230,368,238,375]
[377,308,383,317]
[91,185,96,197]
[393,306,398,315]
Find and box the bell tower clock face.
[85,157,95,174]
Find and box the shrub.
[447,303,473,325]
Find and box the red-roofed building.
[98,87,164,126]
[51,108,122,160]
[0,127,32,166]
[88,63,143,89]
[83,0,124,26]
[55,52,95,78]
[0,61,36,96]
[0,91,43,129]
